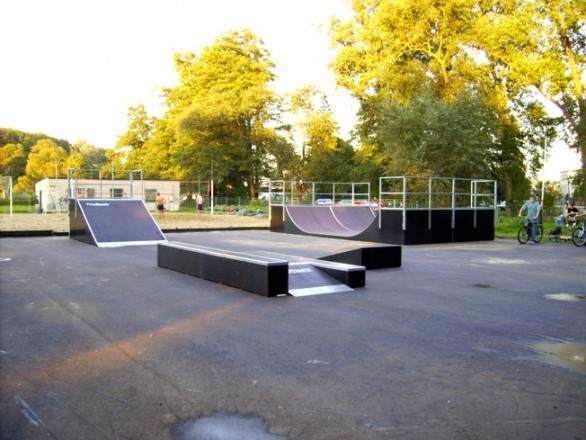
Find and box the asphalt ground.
[0,231,585,440]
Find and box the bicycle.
[571,217,586,247]
[517,218,543,244]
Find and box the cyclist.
[518,195,542,244]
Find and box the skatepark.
[0,180,585,439]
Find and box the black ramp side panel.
[288,263,353,297]
[476,209,495,241]
[71,199,166,247]
[320,245,402,270]
[158,242,289,297]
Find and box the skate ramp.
[70,198,166,247]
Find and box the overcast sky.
[0,0,578,180]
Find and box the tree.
[303,137,356,182]
[139,117,183,180]
[263,135,302,181]
[330,0,482,105]
[15,139,68,192]
[301,110,347,180]
[168,29,279,197]
[111,105,155,172]
[65,140,108,172]
[476,0,586,194]
[329,0,498,151]
[0,128,70,180]
[329,0,554,205]
[1,143,27,177]
[376,90,498,177]
[287,86,351,182]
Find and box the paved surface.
[1,231,585,440]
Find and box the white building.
[560,170,578,201]
[35,177,181,213]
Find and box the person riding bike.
[518,195,542,245]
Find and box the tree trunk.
[504,170,514,215]
[248,176,256,199]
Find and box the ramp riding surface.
[331,205,376,230]
[70,198,166,247]
[287,263,354,296]
[285,205,377,236]
[285,205,378,238]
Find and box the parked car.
[497,201,506,210]
[315,198,333,206]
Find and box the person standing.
[155,192,166,220]
[518,195,542,244]
[196,193,203,214]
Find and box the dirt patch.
[0,212,269,234]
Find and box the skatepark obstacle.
[269,177,497,245]
[157,242,369,297]
[69,198,166,247]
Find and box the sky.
[0,0,579,181]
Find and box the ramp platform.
[70,198,166,247]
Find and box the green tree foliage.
[303,138,357,182]
[0,128,70,181]
[0,128,70,155]
[139,117,183,180]
[110,105,155,172]
[476,0,586,196]
[376,90,498,177]
[167,29,280,197]
[330,0,502,157]
[15,139,68,192]
[1,143,27,177]
[331,0,481,104]
[263,135,302,181]
[329,0,571,204]
[288,86,340,166]
[66,140,108,171]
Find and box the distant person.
[564,201,579,226]
[535,195,543,224]
[555,202,569,226]
[518,195,542,244]
[155,192,165,220]
[196,193,203,214]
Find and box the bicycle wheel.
[571,227,586,247]
[535,225,544,243]
[517,225,530,244]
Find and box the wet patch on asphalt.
[172,412,287,440]
[531,341,586,374]
[544,293,586,302]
